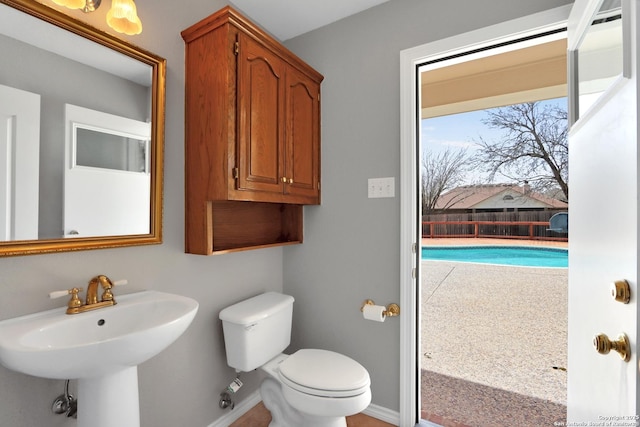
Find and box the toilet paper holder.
[361,299,400,318]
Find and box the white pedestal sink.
[0,290,199,427]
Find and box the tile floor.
[229,402,396,427]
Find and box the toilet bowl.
[260,350,371,426]
[219,292,372,427]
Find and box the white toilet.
[219,292,371,427]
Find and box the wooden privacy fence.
[422,211,568,242]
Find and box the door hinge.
[234,41,239,56]
[232,167,239,179]
[412,242,417,254]
[411,268,416,279]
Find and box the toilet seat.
[278,349,370,398]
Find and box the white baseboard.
[363,404,400,426]
[207,390,262,427]
[207,391,402,427]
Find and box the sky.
[420,97,567,184]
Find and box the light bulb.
[106,0,142,35]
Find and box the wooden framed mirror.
[0,0,165,256]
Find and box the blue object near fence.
[547,212,568,233]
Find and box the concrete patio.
[420,240,567,427]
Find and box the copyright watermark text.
[554,416,640,427]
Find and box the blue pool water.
[421,245,568,268]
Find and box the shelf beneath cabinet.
[186,201,303,255]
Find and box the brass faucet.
[65,275,117,315]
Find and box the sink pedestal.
[77,367,140,427]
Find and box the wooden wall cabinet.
[181,6,323,255]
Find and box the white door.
[0,84,40,241]
[63,104,151,238]
[567,0,639,422]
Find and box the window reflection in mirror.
[75,128,149,173]
[577,0,622,116]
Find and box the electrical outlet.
[368,177,395,198]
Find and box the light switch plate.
[368,177,395,198]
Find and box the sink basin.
[0,290,198,427]
[0,290,198,379]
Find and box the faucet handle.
[50,287,83,313]
[49,288,83,299]
[101,279,127,303]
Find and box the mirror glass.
[0,0,165,255]
[577,0,623,117]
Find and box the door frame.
[0,84,40,241]
[398,5,572,426]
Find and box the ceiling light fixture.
[50,0,142,35]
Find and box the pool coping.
[422,237,568,248]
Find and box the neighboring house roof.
[435,184,568,210]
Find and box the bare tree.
[474,101,568,201]
[421,148,471,214]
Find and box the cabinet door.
[236,33,285,198]
[284,67,320,204]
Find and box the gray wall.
[0,0,572,426]
[282,0,573,413]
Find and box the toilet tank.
[219,292,294,372]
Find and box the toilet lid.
[278,349,370,397]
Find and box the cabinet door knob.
[288,178,293,184]
[281,177,287,183]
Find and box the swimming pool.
[421,245,568,268]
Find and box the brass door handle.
[611,280,631,304]
[594,333,630,362]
